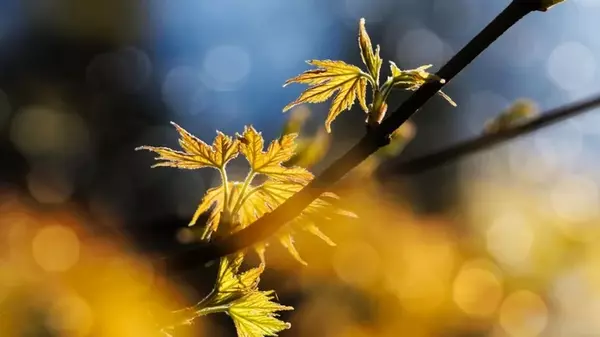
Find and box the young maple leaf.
[135,122,239,169]
[358,18,383,86]
[188,127,354,265]
[281,18,384,133]
[251,180,354,264]
[280,108,331,169]
[283,59,369,133]
[237,126,313,183]
[215,255,293,337]
[138,122,355,264]
[483,99,539,134]
[389,61,457,107]
[173,254,293,337]
[138,123,355,264]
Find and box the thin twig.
[162,0,541,273]
[383,93,600,175]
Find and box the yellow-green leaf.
[283,59,369,133]
[389,61,457,107]
[358,18,382,85]
[189,181,270,240]
[229,291,293,337]
[211,254,263,304]
[151,125,356,265]
[136,122,239,169]
[278,233,306,265]
[189,184,225,237]
[376,119,417,158]
[237,126,313,183]
[188,255,292,337]
[304,223,335,247]
[215,256,292,337]
[281,106,311,136]
[483,99,539,134]
[252,179,354,263]
[285,129,331,169]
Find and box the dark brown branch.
[162,0,542,273]
[384,93,600,175]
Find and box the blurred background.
[1,0,600,336]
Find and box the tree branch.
[382,93,600,175]
[162,0,539,273]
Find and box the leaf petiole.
[219,167,231,214]
[231,171,256,216]
[362,71,377,89]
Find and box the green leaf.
[237,126,313,183]
[280,106,311,136]
[358,18,383,85]
[164,255,292,337]
[203,255,293,337]
[228,291,293,337]
[286,129,331,169]
[483,99,539,134]
[213,254,263,304]
[177,125,355,264]
[251,179,356,264]
[376,119,417,158]
[136,122,239,170]
[283,59,369,133]
[389,61,457,107]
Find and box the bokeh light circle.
[32,225,80,272]
[202,45,251,91]
[499,290,548,337]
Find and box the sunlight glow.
[453,259,503,317]
[499,290,548,337]
[32,225,80,272]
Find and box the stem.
[195,304,230,316]
[231,171,256,216]
[367,78,393,127]
[219,167,230,213]
[363,71,377,89]
[383,93,600,175]
[235,185,262,213]
[162,1,536,273]
[379,79,394,104]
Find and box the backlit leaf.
[214,256,292,337]
[376,119,417,158]
[283,59,369,133]
[190,184,226,238]
[280,108,331,169]
[358,18,383,85]
[252,180,354,264]
[483,99,539,134]
[229,291,293,337]
[185,255,292,337]
[285,129,331,169]
[212,254,263,304]
[237,125,313,183]
[278,234,306,265]
[281,106,311,136]
[389,61,457,107]
[143,124,355,265]
[136,122,239,169]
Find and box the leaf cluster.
[138,120,354,335]
[283,18,455,133]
